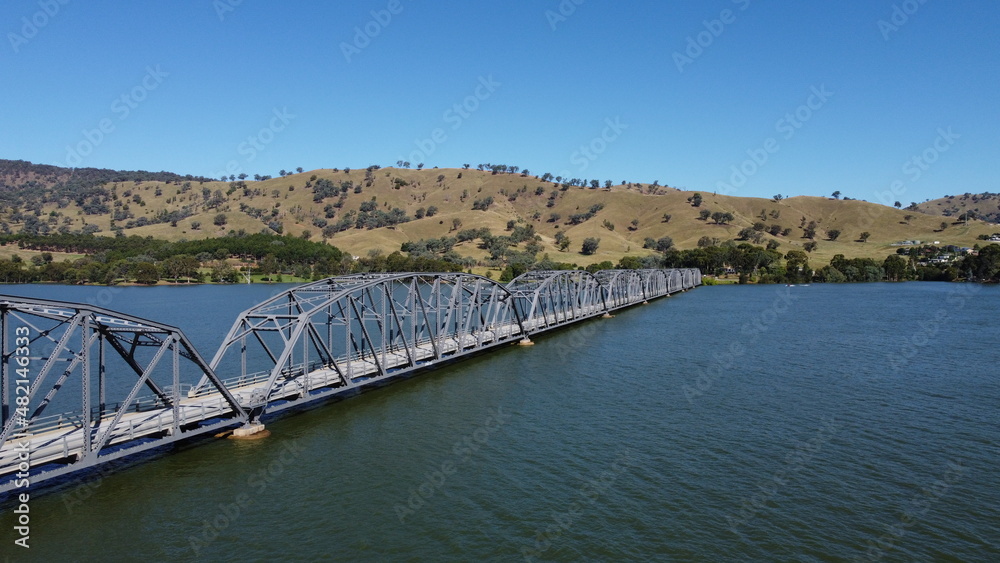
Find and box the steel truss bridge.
[0,268,699,494]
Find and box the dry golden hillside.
[915,192,1000,224]
[9,167,998,267]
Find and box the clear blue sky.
[2,0,997,205]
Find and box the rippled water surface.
[1,282,998,562]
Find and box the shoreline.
[0,278,993,289]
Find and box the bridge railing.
[199,273,527,415]
[20,384,198,436]
[1,268,701,494]
[0,295,248,489]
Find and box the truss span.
[193,273,526,420]
[0,296,247,491]
[505,270,607,332]
[1,268,700,494]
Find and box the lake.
[1,282,998,562]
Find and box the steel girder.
[593,270,645,310]
[506,270,607,331]
[681,268,696,288]
[0,295,246,493]
[669,269,683,293]
[506,268,702,329]
[197,273,526,420]
[637,269,669,299]
[0,268,702,495]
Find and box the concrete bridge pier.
[231,423,270,440]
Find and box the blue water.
[1,282,998,561]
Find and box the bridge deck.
[0,269,700,490]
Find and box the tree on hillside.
[555,231,571,252]
[859,231,871,243]
[894,201,902,209]
[803,221,817,239]
[581,237,600,255]
[688,193,703,207]
[214,213,227,227]
[296,167,304,174]
[655,236,674,253]
[832,191,841,199]
[827,229,841,241]
[711,211,734,225]
[662,213,671,223]
[804,241,818,252]
[699,209,711,221]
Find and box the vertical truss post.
[240,334,247,382]
[1,308,7,429]
[82,317,92,455]
[99,333,106,419]
[381,285,387,372]
[172,335,180,436]
[302,321,309,396]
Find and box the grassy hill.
[914,192,1000,224]
[3,164,997,269]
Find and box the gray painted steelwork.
[0,268,699,494]
[0,296,247,493]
